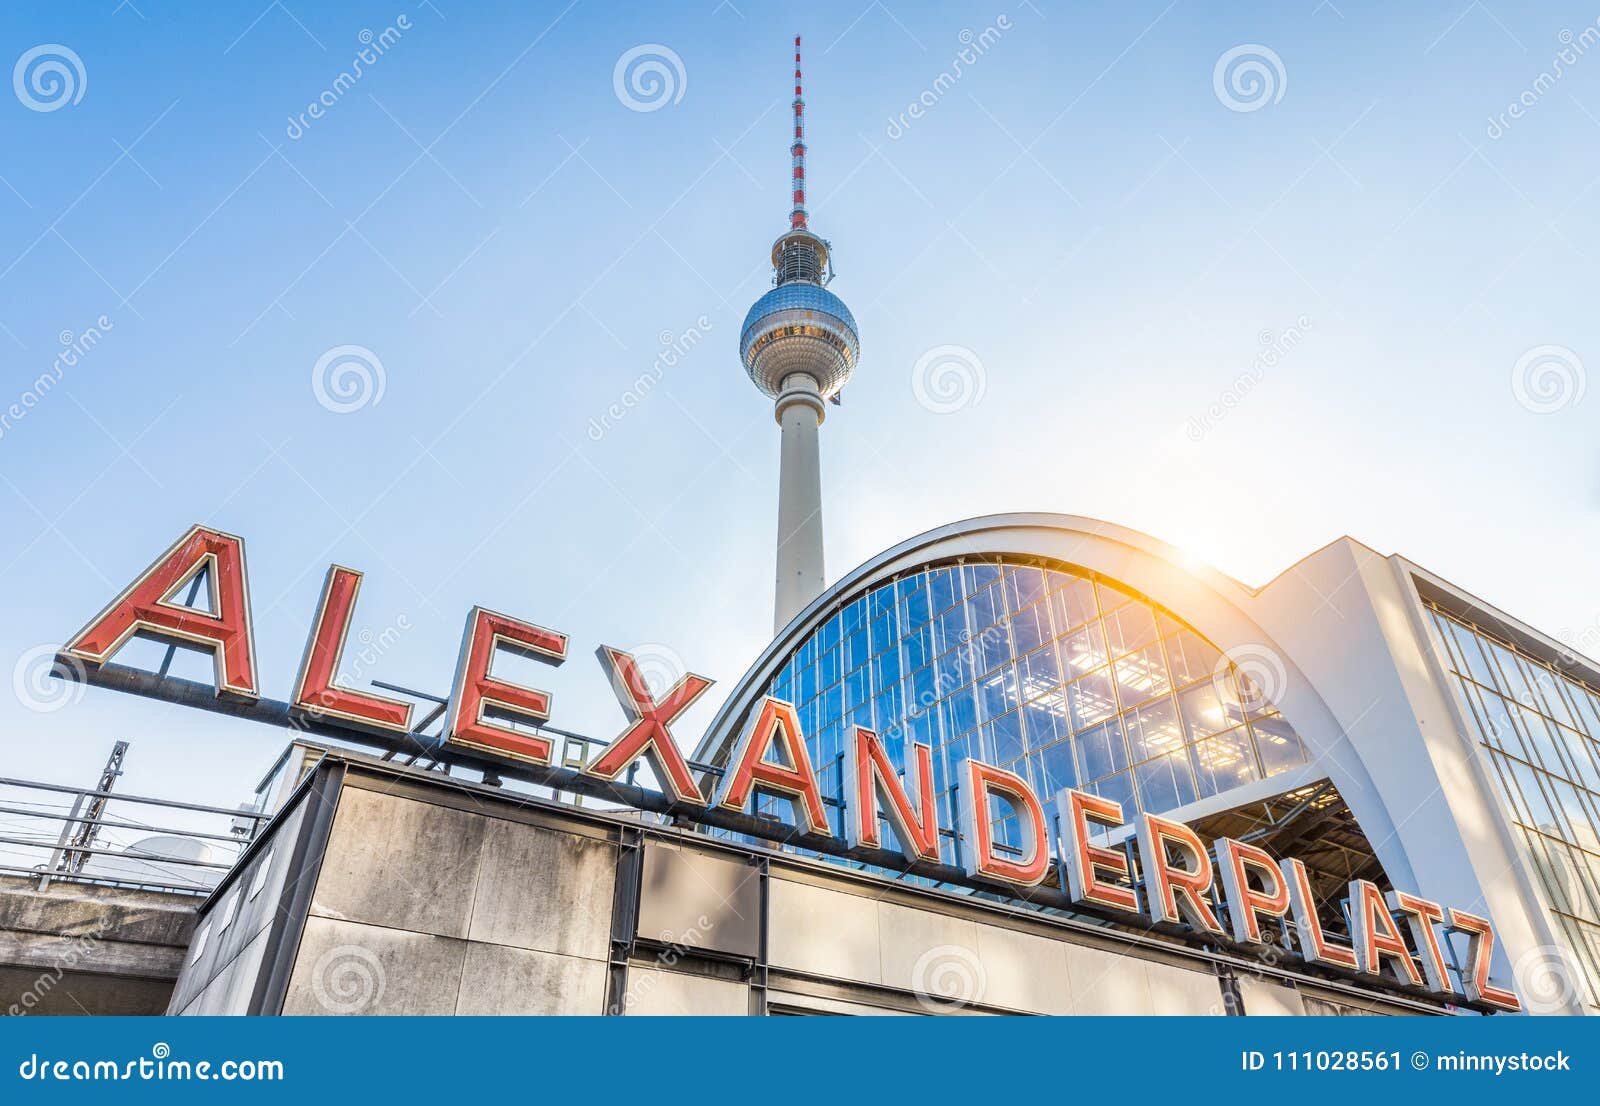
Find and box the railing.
[0,775,270,896]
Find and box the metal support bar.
[604,826,645,1015]
[748,856,771,1016]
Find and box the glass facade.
[1428,603,1600,1012]
[741,557,1310,864]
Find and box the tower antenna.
[791,35,807,231]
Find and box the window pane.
[1067,667,1118,730]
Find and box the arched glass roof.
[750,555,1309,860]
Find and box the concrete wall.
[165,752,1438,1016]
[0,874,196,1015]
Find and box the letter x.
[589,646,713,803]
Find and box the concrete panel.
[624,966,748,1015]
[1239,974,1307,1016]
[877,901,980,998]
[310,789,486,938]
[1063,942,1154,1015]
[636,843,759,957]
[1144,959,1225,1015]
[281,916,466,1016]
[467,819,615,961]
[767,878,881,985]
[974,923,1074,1015]
[456,943,607,1015]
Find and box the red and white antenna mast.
[791,34,807,230]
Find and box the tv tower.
[739,35,861,633]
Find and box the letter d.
[19,1054,36,1078]
[1485,117,1502,140]
[286,116,303,141]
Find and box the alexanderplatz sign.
[56,525,1521,1013]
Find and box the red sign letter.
[1388,890,1453,994]
[1213,836,1291,947]
[843,726,941,863]
[1280,856,1358,970]
[587,645,712,803]
[1136,813,1224,935]
[64,524,257,697]
[291,566,413,734]
[1350,879,1423,986]
[1056,789,1140,913]
[713,697,829,836]
[959,760,1049,887]
[1447,908,1521,1011]
[443,606,568,765]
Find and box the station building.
[156,512,1597,1016]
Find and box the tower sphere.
[740,232,860,401]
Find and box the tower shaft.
[740,34,858,633]
[774,376,826,632]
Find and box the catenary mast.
[739,35,861,633]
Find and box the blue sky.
[2,0,1598,810]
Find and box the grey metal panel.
[624,966,749,1015]
[310,787,486,939]
[1063,942,1155,1015]
[876,900,980,995]
[466,817,616,961]
[767,877,881,985]
[216,927,270,1016]
[456,943,607,1015]
[973,923,1074,1015]
[281,916,466,1016]
[1239,973,1308,1015]
[635,843,759,958]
